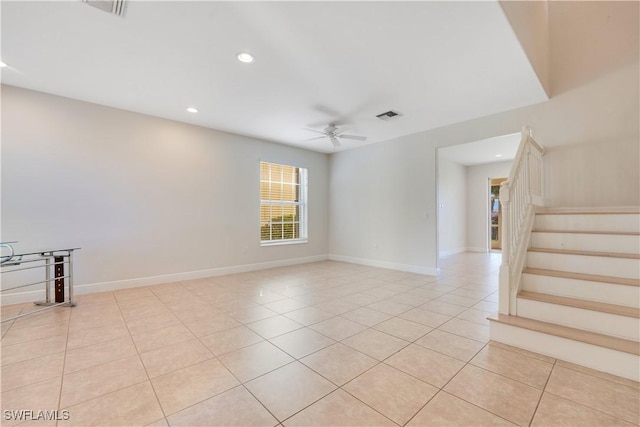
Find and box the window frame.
[259,161,308,246]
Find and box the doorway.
[489,177,507,250]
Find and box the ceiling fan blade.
[335,126,351,135]
[330,136,341,148]
[303,127,327,135]
[339,134,367,141]
[304,136,326,141]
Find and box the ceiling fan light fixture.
[237,52,254,63]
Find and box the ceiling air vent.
[376,110,402,121]
[83,0,126,17]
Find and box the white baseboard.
[438,248,467,257]
[466,247,489,253]
[328,254,437,276]
[2,254,440,306]
[0,289,47,307]
[1,255,328,306]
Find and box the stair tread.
[523,267,640,287]
[532,229,640,236]
[518,290,640,318]
[488,314,640,355]
[529,247,640,259]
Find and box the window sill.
[261,239,308,247]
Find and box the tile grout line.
[464,358,555,391]
[258,381,339,426]
[0,303,35,340]
[399,339,523,426]
[488,341,556,364]
[0,333,68,368]
[412,389,517,427]
[149,283,283,426]
[201,275,421,425]
[158,270,492,425]
[291,386,400,427]
[114,290,170,425]
[541,387,640,425]
[281,309,465,426]
[115,270,428,419]
[479,341,636,394]
[542,363,640,425]
[407,339,489,420]
[528,358,557,427]
[551,361,640,390]
[5,257,635,426]
[298,272,498,426]
[0,302,31,336]
[148,282,235,423]
[147,280,280,422]
[44,299,157,418]
[55,303,73,427]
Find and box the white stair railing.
[498,126,545,315]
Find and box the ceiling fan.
[304,124,367,148]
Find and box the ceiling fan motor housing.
[325,124,339,134]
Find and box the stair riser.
[516,298,640,340]
[521,274,640,308]
[489,321,639,381]
[535,214,640,233]
[531,232,640,255]
[527,252,640,280]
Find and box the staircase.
[489,211,640,380]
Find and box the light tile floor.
[1,252,639,426]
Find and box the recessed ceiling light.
[495,154,503,158]
[0,61,7,68]
[186,107,198,113]
[237,52,254,63]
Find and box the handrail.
[498,126,545,315]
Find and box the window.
[260,161,308,245]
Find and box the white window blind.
[260,161,308,244]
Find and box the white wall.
[328,136,436,274]
[3,2,637,294]
[465,161,513,252]
[437,158,467,256]
[1,85,330,299]
[544,139,640,208]
[329,0,639,273]
[500,0,550,96]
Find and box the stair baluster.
[498,126,545,314]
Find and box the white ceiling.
[438,132,520,166]
[0,1,547,153]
